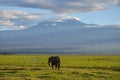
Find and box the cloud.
[0,10,40,20]
[0,0,119,13]
[117,0,120,6]
[49,14,80,22]
[0,10,42,30]
[0,19,27,30]
[19,25,26,29]
[0,20,15,27]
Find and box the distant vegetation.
[0,55,120,80]
[0,52,13,55]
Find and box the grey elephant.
[48,56,60,70]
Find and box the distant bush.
[0,52,13,55]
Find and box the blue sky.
[0,0,120,30]
[69,7,120,25]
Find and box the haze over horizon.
[0,0,120,54]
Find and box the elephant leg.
[55,64,57,70]
[58,63,60,70]
[52,64,54,70]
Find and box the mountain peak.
[30,19,86,29]
[50,15,80,22]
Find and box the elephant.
[48,56,60,70]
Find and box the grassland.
[0,54,120,80]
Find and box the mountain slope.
[0,19,120,54]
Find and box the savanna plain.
[0,54,120,80]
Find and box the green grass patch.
[0,55,120,80]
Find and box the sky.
[0,0,120,30]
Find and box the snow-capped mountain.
[0,19,120,54]
[27,18,86,30]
